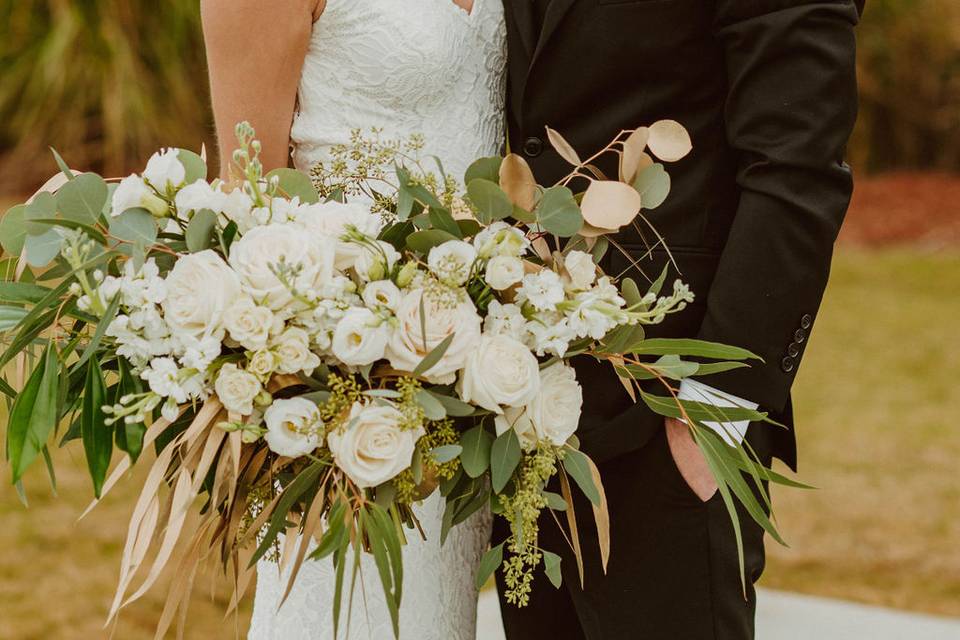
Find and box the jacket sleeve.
[693,0,861,411]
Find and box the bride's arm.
[201,0,324,178]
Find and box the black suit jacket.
[504,0,861,469]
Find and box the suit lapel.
[529,0,577,71]
[504,0,537,62]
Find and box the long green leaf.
[474,542,504,590]
[640,390,770,425]
[630,338,760,361]
[411,332,455,378]
[562,449,601,505]
[249,462,325,567]
[459,425,493,478]
[80,358,111,496]
[490,428,521,494]
[8,343,59,483]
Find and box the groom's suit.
[495,0,862,638]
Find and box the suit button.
[787,343,800,357]
[781,356,795,373]
[800,314,813,329]
[522,136,543,158]
[794,328,806,343]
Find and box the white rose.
[327,402,424,488]
[223,296,277,350]
[484,255,524,290]
[112,175,167,217]
[457,334,540,413]
[362,280,401,311]
[331,307,390,366]
[518,269,565,311]
[248,349,278,379]
[229,224,336,310]
[263,397,324,458]
[271,327,322,375]
[293,201,382,270]
[215,363,262,415]
[385,288,481,383]
[563,250,596,290]
[427,240,477,286]
[473,221,530,258]
[143,148,186,191]
[354,240,400,282]
[162,250,241,337]
[526,362,583,446]
[494,406,538,451]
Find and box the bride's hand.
[665,417,718,502]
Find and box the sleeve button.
[781,356,795,373]
[800,314,813,329]
[787,343,800,357]
[794,328,807,343]
[522,136,544,158]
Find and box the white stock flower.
[526,362,583,446]
[111,175,167,217]
[494,406,538,451]
[457,334,540,413]
[483,301,528,342]
[484,255,524,290]
[223,296,277,351]
[385,288,481,383]
[178,334,222,371]
[563,250,596,290]
[473,221,530,258]
[263,397,324,458]
[162,250,241,338]
[526,316,576,357]
[271,327,322,375]
[214,363,262,415]
[518,269,565,311]
[228,224,336,310]
[293,200,382,270]
[427,240,477,286]
[362,280,401,311]
[327,402,424,488]
[354,240,400,282]
[143,149,186,191]
[141,357,187,402]
[331,307,389,366]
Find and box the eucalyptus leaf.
[429,391,475,417]
[0,281,52,304]
[0,205,28,255]
[430,444,463,464]
[490,428,521,494]
[427,207,462,238]
[632,163,671,210]
[460,425,493,478]
[411,332,455,378]
[177,149,208,184]
[542,550,563,588]
[640,390,770,425]
[265,167,319,204]
[630,338,760,361]
[109,208,157,246]
[24,229,64,267]
[562,448,601,505]
[49,147,75,180]
[56,172,108,224]
[620,277,642,307]
[536,186,583,237]
[24,192,57,235]
[406,229,459,255]
[474,542,504,590]
[0,305,29,331]
[415,389,447,420]
[185,208,217,252]
[650,354,700,380]
[464,156,502,185]
[466,179,513,224]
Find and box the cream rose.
[331,307,389,366]
[494,406,538,451]
[385,288,481,383]
[162,250,241,337]
[214,363,262,415]
[293,201,382,270]
[223,296,277,350]
[271,327,322,375]
[263,397,324,458]
[484,255,524,290]
[457,334,540,413]
[248,349,278,379]
[563,250,596,291]
[228,224,336,310]
[327,402,424,488]
[526,362,583,446]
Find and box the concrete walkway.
[477,588,960,639]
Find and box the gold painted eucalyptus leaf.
[579,180,642,231]
[619,127,651,183]
[545,127,582,166]
[498,153,538,211]
[647,119,692,162]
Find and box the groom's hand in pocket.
[665,417,718,502]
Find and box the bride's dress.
[247,0,506,638]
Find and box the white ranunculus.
[327,402,424,488]
[354,240,400,282]
[272,327,322,375]
[223,296,277,350]
[494,406,538,451]
[518,269,565,311]
[473,221,530,258]
[112,175,167,217]
[293,200,382,270]
[427,240,477,286]
[143,149,186,191]
[263,397,324,458]
[385,288,481,383]
[457,334,540,413]
[563,250,596,291]
[484,255,524,290]
[526,362,583,446]
[214,363,262,415]
[162,250,241,337]
[362,280,401,311]
[331,307,390,366]
[229,224,336,310]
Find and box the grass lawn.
[0,247,958,639]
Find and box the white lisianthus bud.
[331,307,390,366]
[494,406,538,451]
[263,397,324,458]
[362,280,402,311]
[395,261,419,288]
[354,240,400,282]
[112,175,167,217]
[457,334,540,413]
[214,363,262,415]
[427,240,477,286]
[563,250,596,291]
[327,402,424,488]
[143,149,186,191]
[223,296,276,351]
[484,255,524,291]
[271,327,322,375]
[526,362,582,446]
[162,250,241,338]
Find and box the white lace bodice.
[249,1,504,638]
[290,0,507,182]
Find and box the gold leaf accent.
[647,119,692,163]
[545,127,582,166]
[586,457,610,574]
[619,127,651,183]
[498,153,538,211]
[580,180,643,231]
[559,470,585,587]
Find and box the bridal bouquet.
[0,122,791,638]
